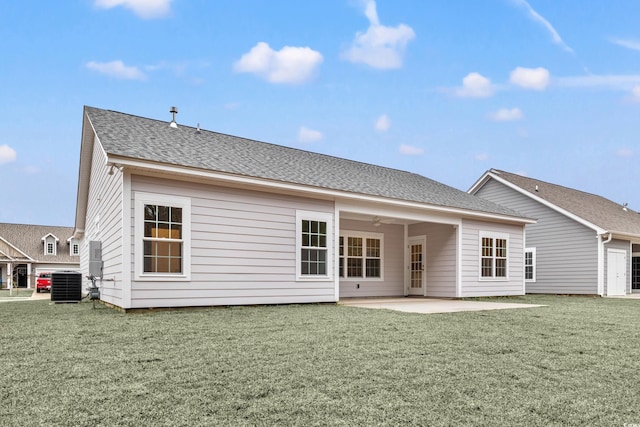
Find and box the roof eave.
[470,170,605,234]
[73,107,97,239]
[108,156,535,225]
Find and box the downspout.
[597,232,613,296]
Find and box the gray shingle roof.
[85,106,527,219]
[489,169,640,235]
[0,223,78,264]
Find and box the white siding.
[460,219,524,297]
[475,179,598,294]
[338,219,404,298]
[129,175,336,308]
[409,223,457,297]
[79,135,124,305]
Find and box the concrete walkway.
[31,291,51,301]
[339,297,546,314]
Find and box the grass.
[1,295,639,426]
[0,289,33,299]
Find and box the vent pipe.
[169,106,178,128]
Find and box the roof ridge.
[0,222,74,229]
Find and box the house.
[469,169,640,296]
[0,223,80,289]
[73,106,535,310]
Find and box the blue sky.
[2,0,639,226]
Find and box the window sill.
[296,276,333,282]
[340,277,384,282]
[135,274,191,282]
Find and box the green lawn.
[0,289,33,299]
[1,295,639,426]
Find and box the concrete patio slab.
[606,293,640,299]
[339,297,546,314]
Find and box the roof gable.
[0,223,76,262]
[83,106,528,221]
[41,233,59,242]
[473,169,640,236]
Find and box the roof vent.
[196,123,201,134]
[535,185,539,192]
[623,202,628,212]
[169,106,178,128]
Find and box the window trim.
[478,231,509,281]
[69,239,80,257]
[46,240,56,256]
[296,210,333,282]
[524,247,536,283]
[339,230,384,282]
[134,192,191,281]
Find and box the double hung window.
[524,248,536,282]
[296,211,333,280]
[135,193,191,280]
[480,232,508,279]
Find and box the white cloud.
[374,114,391,132]
[475,153,489,161]
[511,0,573,53]
[399,144,424,156]
[555,74,640,89]
[632,85,640,101]
[617,148,634,158]
[0,144,17,165]
[488,108,524,122]
[86,60,146,80]
[455,72,494,98]
[609,38,640,52]
[342,0,415,69]
[510,67,550,90]
[298,127,323,143]
[94,0,172,19]
[234,42,323,84]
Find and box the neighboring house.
[469,169,640,296]
[73,106,535,310]
[0,223,80,289]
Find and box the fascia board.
[0,236,35,261]
[479,172,606,235]
[108,156,536,225]
[73,109,96,238]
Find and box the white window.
[69,239,80,257]
[135,192,191,281]
[296,210,333,281]
[525,248,536,282]
[479,232,509,280]
[339,231,383,280]
[43,236,57,256]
